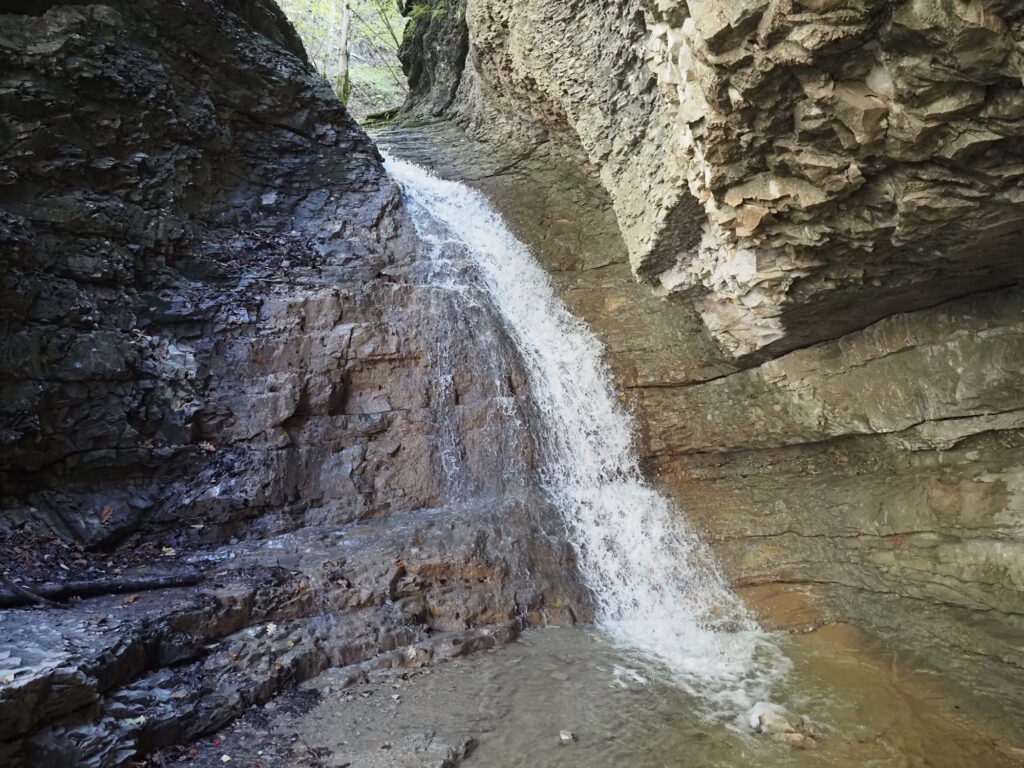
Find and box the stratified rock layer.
[375,118,1024,732]
[406,0,1024,357]
[0,2,588,764]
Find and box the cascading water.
[385,154,790,719]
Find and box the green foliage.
[277,0,408,120]
[407,3,430,21]
[405,1,456,35]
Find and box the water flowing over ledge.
[384,154,791,719]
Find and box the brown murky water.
[271,625,1022,767]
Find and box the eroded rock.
[0,1,591,764]
[401,0,1024,358]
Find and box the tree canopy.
[277,0,408,120]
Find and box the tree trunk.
[338,0,352,103]
[325,0,337,75]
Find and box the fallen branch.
[0,571,204,609]
[0,572,67,609]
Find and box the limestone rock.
[373,119,1024,741]
[401,0,1024,358]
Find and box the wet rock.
[747,702,816,747]
[0,0,592,764]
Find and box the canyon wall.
[0,3,585,764]
[395,0,1024,720]
[408,0,1024,358]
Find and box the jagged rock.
[0,1,592,764]
[402,0,1024,358]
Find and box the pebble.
[559,730,575,745]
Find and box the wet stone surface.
[170,626,1024,768]
[0,2,589,765]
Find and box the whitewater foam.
[384,154,789,719]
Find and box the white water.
[385,155,789,719]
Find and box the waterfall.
[385,155,789,719]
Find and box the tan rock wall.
[393,0,1024,724]
[441,0,1024,358]
[375,119,1024,723]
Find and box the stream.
[385,154,787,721]
[279,625,1010,767]
[361,157,1017,766]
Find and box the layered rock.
[642,0,1024,357]
[404,0,1024,357]
[0,2,587,764]
[374,118,1024,729]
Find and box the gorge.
[1,1,1023,766]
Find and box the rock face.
[405,0,1024,359]
[375,110,1024,726]
[643,0,1024,358]
[0,2,587,764]
[399,0,469,117]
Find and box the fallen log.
[0,570,204,609]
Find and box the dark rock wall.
[398,0,469,117]
[0,0,420,547]
[0,2,591,764]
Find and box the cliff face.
[398,0,469,117]
[395,0,1024,719]
[0,0,400,548]
[408,0,1024,356]
[0,3,586,764]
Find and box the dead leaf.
[123,594,138,604]
[199,441,217,453]
[171,689,188,699]
[100,505,114,524]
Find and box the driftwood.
[0,571,204,609]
